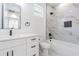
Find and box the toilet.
[40,40,50,56]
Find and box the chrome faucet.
[10,30,12,36]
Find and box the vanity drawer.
[30,38,39,45]
[32,48,39,56]
[26,37,39,56]
[31,50,39,56]
[0,39,26,50]
[31,44,39,55]
[31,45,37,48]
[32,52,39,56]
[28,37,39,42]
[31,44,39,49]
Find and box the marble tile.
[47,3,79,45]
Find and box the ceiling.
[47,3,60,7]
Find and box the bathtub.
[48,39,79,56]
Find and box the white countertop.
[0,34,39,42]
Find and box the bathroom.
[0,3,79,56]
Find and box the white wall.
[0,3,46,41]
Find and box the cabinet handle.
[31,38,36,41]
[12,50,13,56]
[7,51,9,56]
[31,45,36,48]
[33,54,36,56]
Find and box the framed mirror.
[3,3,21,29]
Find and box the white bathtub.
[48,39,79,56]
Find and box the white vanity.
[0,34,39,56]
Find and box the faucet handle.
[10,30,12,36]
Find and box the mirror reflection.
[0,3,21,29]
[3,3,21,29]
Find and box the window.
[33,4,43,17]
[8,10,20,29]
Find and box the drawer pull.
[12,50,14,56]
[7,51,9,56]
[31,38,36,41]
[33,54,36,56]
[31,45,36,48]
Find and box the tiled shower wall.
[47,4,56,39]
[47,3,79,45]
